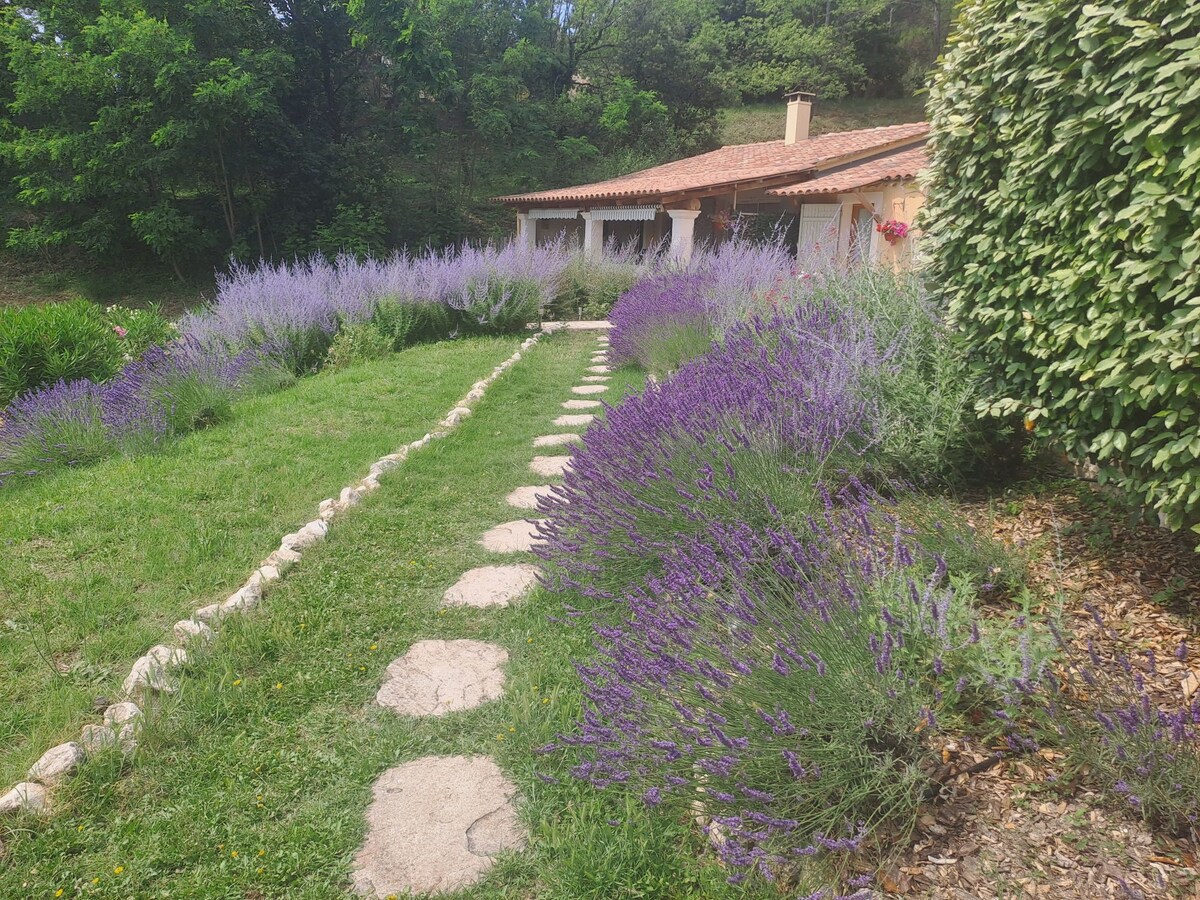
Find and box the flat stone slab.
[351,755,524,897]
[506,485,562,509]
[443,564,542,608]
[530,455,572,477]
[554,413,595,427]
[532,433,581,448]
[479,519,545,553]
[571,385,608,395]
[586,366,611,374]
[580,375,610,383]
[562,399,602,410]
[376,640,507,717]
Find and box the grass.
[0,335,522,787]
[719,96,928,145]
[0,332,768,899]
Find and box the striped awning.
[588,205,659,221]
[528,208,581,219]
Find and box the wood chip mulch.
[884,483,1200,899]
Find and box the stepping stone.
[376,640,507,716]
[443,564,542,608]
[479,519,545,553]
[351,756,524,897]
[532,433,580,448]
[530,455,572,477]
[562,399,601,410]
[581,375,610,383]
[554,413,595,427]
[586,366,611,374]
[506,485,562,509]
[571,385,608,395]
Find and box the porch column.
[580,211,604,261]
[515,213,536,250]
[667,209,702,263]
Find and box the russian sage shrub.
[551,495,981,889]
[536,306,883,597]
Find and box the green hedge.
[923,0,1200,536]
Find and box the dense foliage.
[923,0,1200,537]
[0,0,948,272]
[0,300,172,406]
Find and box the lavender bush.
[549,490,984,889]
[537,304,884,597]
[0,340,281,485]
[606,272,716,373]
[1039,616,1200,835]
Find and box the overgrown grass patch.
[0,335,520,786]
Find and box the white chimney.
[784,92,814,144]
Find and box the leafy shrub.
[0,300,122,405]
[923,0,1200,535]
[324,322,393,371]
[371,297,451,348]
[550,252,641,321]
[103,304,177,361]
[551,495,983,890]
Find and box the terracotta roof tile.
[768,144,927,197]
[496,123,928,205]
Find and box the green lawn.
[720,96,928,145]
[0,335,521,787]
[0,332,765,900]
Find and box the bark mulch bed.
[885,482,1200,899]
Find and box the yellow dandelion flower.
[527,637,533,643]
[257,849,265,857]
[231,850,239,859]
[257,867,264,874]
[508,727,515,733]
[91,878,100,885]
[232,678,242,686]
[299,622,308,629]
[369,644,378,651]
[113,866,124,875]
[542,698,550,704]
[56,890,64,897]
[77,824,84,831]
[274,682,282,690]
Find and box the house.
[495,93,929,266]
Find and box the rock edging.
[0,330,547,818]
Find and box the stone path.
[442,564,541,608]
[376,640,508,716]
[351,756,524,897]
[479,519,546,552]
[532,433,580,448]
[353,329,609,897]
[530,455,572,477]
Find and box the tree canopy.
[0,0,948,270]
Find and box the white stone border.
[0,331,548,817]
